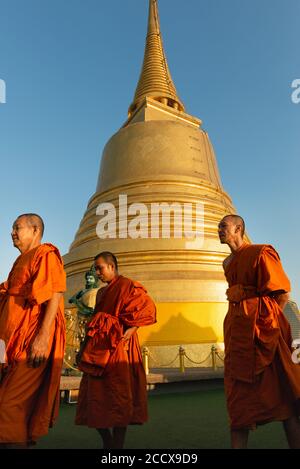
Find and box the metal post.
[179,346,185,373]
[211,345,217,371]
[142,346,149,375]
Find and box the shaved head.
[222,214,245,237]
[17,213,44,237]
[94,251,118,271]
[94,251,119,284]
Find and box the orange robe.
[75,275,156,428]
[223,243,300,430]
[0,243,66,443]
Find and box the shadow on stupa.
[144,312,218,346]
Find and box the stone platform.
[146,367,224,384]
[60,367,224,402]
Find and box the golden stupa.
[63,0,237,365]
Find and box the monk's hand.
[75,337,89,366]
[75,350,81,366]
[28,332,50,368]
[271,291,289,311]
[226,284,246,303]
[122,326,138,343]
[75,348,84,366]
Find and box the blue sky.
[0,0,299,303]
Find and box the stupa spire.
[128,0,185,116]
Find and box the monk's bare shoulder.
[96,286,106,302]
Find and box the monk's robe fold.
[0,243,66,443]
[75,275,156,429]
[78,313,122,376]
[224,243,300,430]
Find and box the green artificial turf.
[36,383,288,449]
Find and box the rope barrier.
[145,345,225,372]
[148,350,180,368]
[184,351,212,365]
[216,352,225,362]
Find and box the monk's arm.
[120,283,156,342]
[122,326,138,342]
[75,335,90,365]
[271,291,290,310]
[28,291,63,367]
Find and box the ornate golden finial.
[128,0,185,117]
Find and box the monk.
[75,251,156,449]
[0,213,66,448]
[219,214,300,449]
